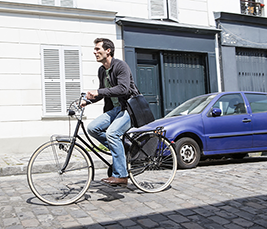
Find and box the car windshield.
[166,94,217,117]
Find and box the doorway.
[162,52,207,115]
[136,52,162,119]
[136,51,208,119]
[137,64,162,119]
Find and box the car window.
[166,94,216,117]
[245,93,267,113]
[212,94,246,116]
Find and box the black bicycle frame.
[60,118,112,174]
[59,96,165,176]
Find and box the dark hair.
[94,38,115,57]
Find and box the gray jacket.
[91,58,138,112]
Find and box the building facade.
[215,12,267,92]
[0,0,266,155]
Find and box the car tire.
[175,137,201,169]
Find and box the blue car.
[136,91,267,169]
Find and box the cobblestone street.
[1,157,267,229]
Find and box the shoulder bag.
[126,87,155,128]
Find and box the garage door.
[163,52,207,115]
[236,48,267,92]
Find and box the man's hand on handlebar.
[80,91,95,107]
[80,100,87,108]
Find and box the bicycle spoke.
[27,141,93,205]
[127,133,177,193]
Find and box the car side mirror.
[212,108,221,117]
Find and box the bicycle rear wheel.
[127,133,177,193]
[27,141,93,205]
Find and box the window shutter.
[149,0,167,19]
[168,0,179,22]
[64,49,81,108]
[41,46,82,116]
[61,0,73,7]
[43,49,62,113]
[41,0,55,6]
[149,0,179,22]
[40,0,74,7]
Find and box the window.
[41,46,82,116]
[212,94,246,116]
[41,0,74,7]
[245,93,267,113]
[240,0,265,16]
[149,0,179,22]
[166,94,216,117]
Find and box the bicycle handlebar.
[67,93,92,118]
[81,92,92,105]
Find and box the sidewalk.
[0,151,111,176]
[0,149,263,176]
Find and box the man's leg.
[87,107,121,148]
[106,109,131,178]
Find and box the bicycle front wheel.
[127,133,177,193]
[27,141,93,205]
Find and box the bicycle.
[27,93,177,205]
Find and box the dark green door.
[137,64,162,119]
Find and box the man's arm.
[98,61,131,97]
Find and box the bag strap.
[129,82,140,96]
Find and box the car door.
[244,93,267,148]
[203,93,252,152]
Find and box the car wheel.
[175,137,201,169]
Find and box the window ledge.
[0,1,116,20]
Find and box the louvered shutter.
[40,0,74,7]
[61,0,73,7]
[42,46,82,116]
[64,49,81,109]
[168,0,179,22]
[149,0,167,19]
[149,0,179,22]
[41,0,55,6]
[43,49,62,113]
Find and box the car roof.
[203,91,267,97]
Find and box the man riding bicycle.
[80,38,138,186]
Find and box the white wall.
[77,0,148,19]
[207,0,241,26]
[1,0,149,19]
[0,0,253,28]
[0,3,119,155]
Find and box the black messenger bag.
[126,94,155,128]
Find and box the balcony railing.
[240,0,265,16]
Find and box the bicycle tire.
[127,133,177,193]
[27,140,93,205]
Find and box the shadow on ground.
[198,155,267,167]
[64,194,267,229]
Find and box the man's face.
[93,42,110,63]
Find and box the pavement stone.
[1,155,267,228]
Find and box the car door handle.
[242,118,251,123]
